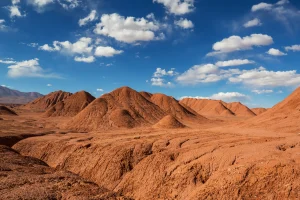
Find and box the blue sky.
[1,0,300,108]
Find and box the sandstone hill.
[44,91,95,117]
[64,87,207,131]
[23,91,72,111]
[251,108,268,115]
[247,87,300,132]
[224,102,256,117]
[153,115,186,129]
[180,98,256,117]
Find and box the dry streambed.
[13,129,300,200]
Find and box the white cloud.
[207,34,273,56]
[215,59,254,67]
[285,45,300,52]
[79,10,97,26]
[153,0,195,15]
[26,43,39,47]
[153,68,177,77]
[0,58,17,64]
[106,63,113,67]
[251,1,299,33]
[177,61,300,88]
[1,85,11,88]
[12,0,20,5]
[252,3,273,12]
[174,18,194,29]
[181,92,249,102]
[74,56,95,63]
[267,48,287,56]
[94,13,161,43]
[276,0,289,5]
[151,68,177,87]
[27,0,79,11]
[94,46,123,57]
[0,19,8,31]
[39,37,93,55]
[151,78,173,87]
[243,18,262,28]
[47,84,52,87]
[252,89,273,94]
[176,64,223,84]
[229,67,300,87]
[27,0,54,8]
[57,0,80,10]
[8,5,25,18]
[7,58,59,78]
[96,88,104,92]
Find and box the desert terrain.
[0,86,299,199]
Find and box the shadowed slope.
[44,91,95,117]
[0,145,130,200]
[23,91,72,111]
[0,106,17,116]
[224,102,256,117]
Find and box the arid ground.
[0,87,299,200]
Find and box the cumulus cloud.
[174,18,194,29]
[39,37,93,55]
[27,0,54,9]
[243,18,262,28]
[252,0,290,12]
[47,84,52,87]
[285,45,300,51]
[252,89,273,94]
[94,46,123,57]
[8,5,25,18]
[27,0,79,11]
[79,10,97,26]
[177,62,300,88]
[207,34,273,56]
[7,58,59,78]
[176,64,222,84]
[267,48,287,56]
[153,68,178,77]
[252,3,273,12]
[96,88,104,92]
[215,59,254,67]
[153,0,195,15]
[94,13,161,43]
[181,92,249,102]
[74,56,95,63]
[151,68,177,87]
[229,66,300,87]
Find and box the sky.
[1,0,300,108]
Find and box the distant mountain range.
[0,86,44,104]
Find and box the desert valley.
[0,85,299,199]
[1,0,300,199]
